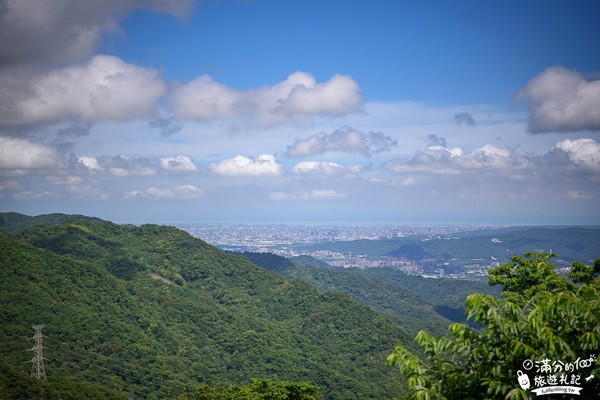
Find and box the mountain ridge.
[0,213,414,399]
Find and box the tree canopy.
[388,252,600,399]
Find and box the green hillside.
[241,253,499,338]
[0,214,415,399]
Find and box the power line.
[29,325,46,379]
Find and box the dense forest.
[0,213,415,399]
[240,252,499,338]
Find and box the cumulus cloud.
[211,154,283,176]
[285,126,396,158]
[170,71,363,127]
[77,156,103,171]
[160,155,197,172]
[384,143,527,175]
[76,154,199,175]
[0,0,194,70]
[454,112,476,126]
[292,161,362,175]
[551,138,600,173]
[0,136,61,170]
[269,189,346,200]
[517,66,600,133]
[0,55,166,126]
[124,184,203,199]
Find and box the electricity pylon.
[30,325,46,379]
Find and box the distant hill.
[296,226,600,264]
[388,227,600,263]
[0,213,414,399]
[241,253,499,337]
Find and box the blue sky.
[1,0,599,225]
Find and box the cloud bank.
[270,189,346,200]
[0,55,166,126]
[384,143,530,175]
[552,138,600,173]
[0,136,61,170]
[170,72,363,127]
[125,184,202,200]
[285,126,397,157]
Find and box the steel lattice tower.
[30,325,46,379]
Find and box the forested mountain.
[241,253,499,338]
[0,212,102,234]
[0,213,415,399]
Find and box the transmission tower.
[30,325,47,379]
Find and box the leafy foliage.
[488,252,573,304]
[0,358,126,399]
[388,252,600,399]
[174,379,320,400]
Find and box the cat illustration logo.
[517,370,530,390]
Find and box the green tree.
[175,379,320,400]
[387,253,600,399]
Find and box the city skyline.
[1,1,599,225]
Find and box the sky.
[1,0,600,225]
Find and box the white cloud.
[292,161,362,175]
[76,154,197,175]
[211,154,282,176]
[125,184,203,199]
[0,136,60,170]
[1,55,166,126]
[551,138,600,173]
[170,71,363,127]
[517,66,600,133]
[13,190,60,200]
[160,155,197,172]
[269,189,346,200]
[170,75,240,120]
[384,143,528,175]
[285,126,397,158]
[111,167,156,177]
[77,156,103,171]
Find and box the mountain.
[387,227,600,263]
[0,213,415,399]
[0,212,102,234]
[240,253,499,338]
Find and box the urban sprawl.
[176,223,501,278]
